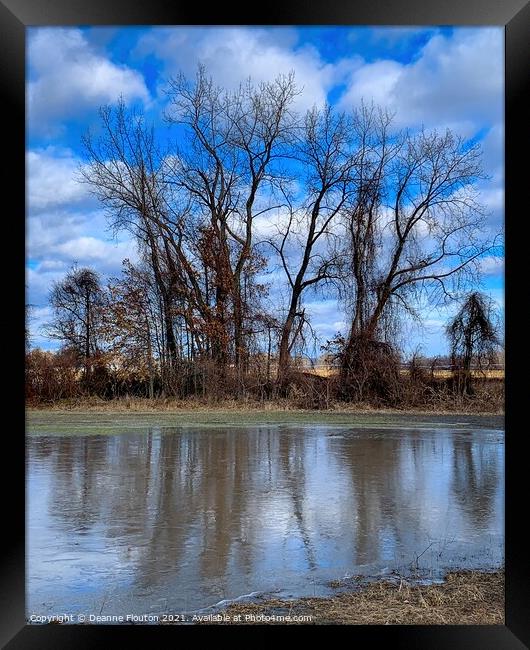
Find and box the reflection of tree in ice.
[451,438,501,531]
[33,426,504,607]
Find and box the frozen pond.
[26,423,504,620]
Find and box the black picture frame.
[3,0,528,646]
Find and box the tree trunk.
[145,315,154,399]
[162,295,177,365]
[211,285,229,372]
[277,308,297,389]
[84,287,91,384]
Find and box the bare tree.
[81,69,297,390]
[79,100,187,372]
[339,104,499,383]
[446,291,500,395]
[270,105,357,386]
[164,66,298,376]
[71,71,501,406]
[46,266,106,381]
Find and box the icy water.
[27,423,504,620]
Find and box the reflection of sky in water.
[26,426,504,617]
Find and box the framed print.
[2,0,529,646]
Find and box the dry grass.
[26,371,504,416]
[428,369,504,379]
[25,396,350,414]
[215,571,504,625]
[306,367,504,380]
[26,395,503,416]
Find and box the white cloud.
[137,26,360,112]
[28,28,149,134]
[337,28,504,237]
[54,236,138,268]
[26,141,140,328]
[28,211,138,272]
[36,260,68,273]
[27,209,106,260]
[26,266,65,308]
[339,28,503,134]
[27,202,138,314]
[301,299,346,343]
[342,60,404,108]
[480,187,504,216]
[27,147,92,212]
[25,303,57,350]
[26,224,138,332]
[478,256,504,277]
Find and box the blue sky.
[26,26,504,357]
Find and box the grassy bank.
[211,571,504,625]
[27,393,503,416]
[28,396,503,414]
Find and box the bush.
[339,336,402,405]
[25,348,81,403]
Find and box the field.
[303,366,505,379]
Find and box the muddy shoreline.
[27,570,504,626]
[194,570,505,625]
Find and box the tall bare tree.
[164,66,298,375]
[339,104,499,383]
[80,100,185,371]
[270,105,357,385]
